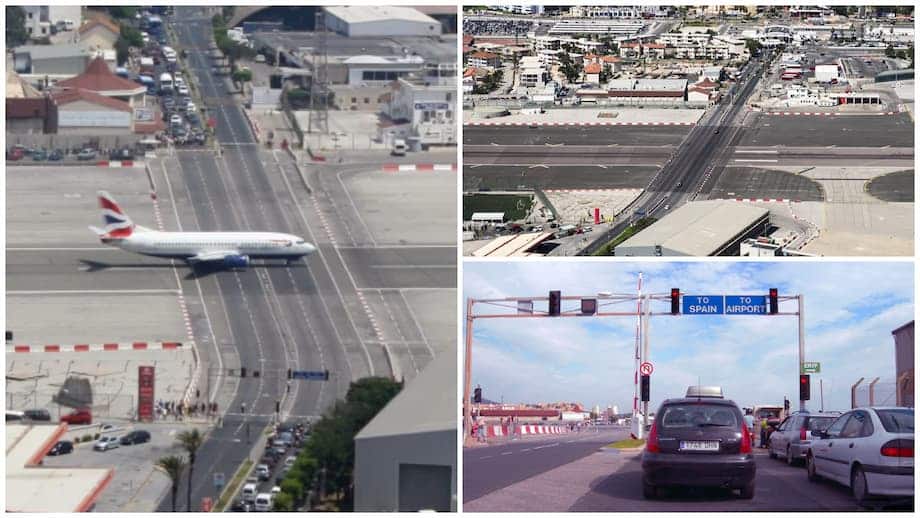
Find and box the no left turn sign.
[640,362,654,375]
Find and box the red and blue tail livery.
[97,191,134,238]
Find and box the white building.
[497,5,543,15]
[657,32,747,61]
[547,19,644,37]
[381,69,456,148]
[864,25,915,44]
[21,5,82,39]
[532,35,605,55]
[325,6,442,37]
[344,54,424,86]
[814,64,839,83]
[568,6,663,18]
[519,56,547,88]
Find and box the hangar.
[324,6,442,37]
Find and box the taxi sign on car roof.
[686,386,724,399]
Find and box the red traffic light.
[769,288,778,314]
[670,288,680,315]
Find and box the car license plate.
[679,440,720,451]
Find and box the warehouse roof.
[356,352,455,440]
[14,44,89,61]
[615,201,769,256]
[325,6,437,26]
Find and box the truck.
[752,404,785,445]
[391,138,407,156]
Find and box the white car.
[255,463,271,481]
[93,436,120,451]
[170,114,183,126]
[186,101,197,113]
[177,85,189,96]
[806,407,914,507]
[284,455,297,468]
[253,493,273,512]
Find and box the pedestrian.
[760,417,769,448]
[477,420,487,443]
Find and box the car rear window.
[659,404,740,429]
[805,416,836,432]
[876,409,914,433]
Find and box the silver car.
[768,411,840,465]
[806,407,914,507]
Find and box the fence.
[851,378,899,408]
[6,134,148,153]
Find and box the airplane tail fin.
[97,191,135,238]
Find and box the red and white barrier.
[764,111,897,117]
[382,164,456,173]
[481,424,567,437]
[734,198,800,203]
[8,342,183,353]
[95,160,142,168]
[465,121,695,127]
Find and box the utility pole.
[820,378,824,412]
[308,7,329,135]
[798,294,806,412]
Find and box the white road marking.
[8,289,181,295]
[734,159,779,163]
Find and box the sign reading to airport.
[801,362,821,374]
[292,370,329,381]
[683,295,768,315]
[138,366,155,422]
[682,295,725,315]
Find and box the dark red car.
[60,408,92,425]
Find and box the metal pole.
[798,294,805,412]
[820,378,824,412]
[463,298,474,446]
[642,293,651,434]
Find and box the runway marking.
[501,451,513,456]
[479,455,493,459]
[370,264,455,269]
[8,289,182,295]
[734,149,779,154]
[8,247,116,251]
[734,159,779,163]
[521,448,532,452]
[528,164,549,169]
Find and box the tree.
[104,6,138,20]
[885,45,897,58]
[6,7,28,48]
[745,39,762,57]
[176,429,204,512]
[156,455,186,512]
[558,52,582,85]
[232,67,253,83]
[273,491,294,511]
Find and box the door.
[838,410,875,486]
[773,417,791,456]
[814,413,851,483]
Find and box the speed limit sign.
[640,362,654,376]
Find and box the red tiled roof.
[463,35,474,45]
[621,42,639,48]
[688,86,712,95]
[585,63,602,74]
[469,51,499,60]
[79,13,120,36]
[56,58,145,93]
[644,43,666,49]
[52,88,132,112]
[607,90,685,98]
[463,45,474,54]
[601,55,621,63]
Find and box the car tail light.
[740,422,752,453]
[800,427,807,441]
[646,421,660,453]
[881,439,914,458]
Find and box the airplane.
[89,191,316,268]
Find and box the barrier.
[7,342,183,353]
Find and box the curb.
[7,342,185,353]
[382,164,456,172]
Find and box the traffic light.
[800,374,811,401]
[287,368,292,380]
[580,298,597,315]
[240,367,247,378]
[548,290,561,316]
[323,369,330,381]
[769,288,778,314]
[473,386,482,403]
[640,375,650,402]
[275,400,280,413]
[670,288,680,315]
[253,370,260,378]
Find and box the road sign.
[801,362,821,374]
[682,295,725,315]
[213,472,225,489]
[724,295,767,315]
[292,370,328,380]
[640,362,654,375]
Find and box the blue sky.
[464,261,914,413]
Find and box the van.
[253,493,273,512]
[241,483,258,503]
[24,409,51,421]
[391,139,407,156]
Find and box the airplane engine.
[222,254,250,268]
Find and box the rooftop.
[615,201,769,256]
[52,88,133,112]
[471,232,556,257]
[14,44,90,61]
[325,6,438,26]
[56,57,146,94]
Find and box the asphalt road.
[464,165,660,191]
[742,113,915,148]
[463,125,692,147]
[866,170,915,202]
[707,167,825,201]
[463,427,629,502]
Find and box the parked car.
[806,407,914,507]
[48,149,64,161]
[7,148,25,161]
[31,149,48,161]
[76,149,97,161]
[255,463,271,481]
[109,148,134,161]
[93,436,120,451]
[48,440,74,456]
[642,386,755,499]
[769,411,840,465]
[120,430,151,445]
[60,408,92,425]
[24,409,52,421]
[241,482,258,503]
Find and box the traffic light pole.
[463,297,474,446]
[642,294,651,435]
[798,294,806,412]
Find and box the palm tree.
[156,455,186,512]
[177,429,204,512]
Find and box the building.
[51,88,134,135]
[21,5,82,39]
[354,352,456,512]
[13,44,91,77]
[77,12,120,53]
[380,68,456,148]
[614,201,770,256]
[584,62,602,84]
[467,51,501,70]
[568,6,664,18]
[519,56,548,88]
[325,6,442,37]
[6,423,113,512]
[892,321,914,407]
[814,64,840,83]
[6,71,58,134]
[656,32,748,61]
[55,57,147,107]
[497,5,543,15]
[343,54,425,86]
[595,78,688,106]
[470,232,557,257]
[547,19,644,37]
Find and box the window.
[875,409,914,433]
[362,71,373,81]
[840,411,873,438]
[363,98,370,104]
[824,414,850,437]
[777,417,790,432]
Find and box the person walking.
[477,419,487,443]
[760,417,769,448]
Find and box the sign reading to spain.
[138,366,155,422]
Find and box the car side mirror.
[816,430,828,439]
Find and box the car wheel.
[806,454,821,482]
[786,446,795,466]
[739,481,755,500]
[768,444,777,459]
[851,466,871,507]
[642,481,657,499]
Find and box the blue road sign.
[682,295,725,315]
[724,295,767,315]
[292,370,327,380]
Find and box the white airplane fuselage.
[103,230,316,261]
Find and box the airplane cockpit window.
[296,240,305,245]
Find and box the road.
[463,426,629,502]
